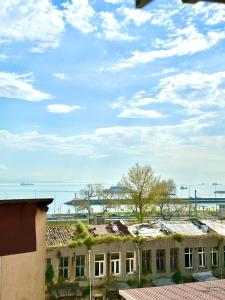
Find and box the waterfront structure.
[0,198,53,300]
[46,219,225,300]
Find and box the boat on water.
[20,182,35,186]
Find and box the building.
[0,198,53,300]
[46,219,225,300]
[119,279,225,299]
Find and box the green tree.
[120,163,158,221]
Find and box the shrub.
[172,271,183,284]
[45,265,54,284]
[172,233,183,242]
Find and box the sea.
[0,181,225,214]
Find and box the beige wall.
[47,234,225,290]
[1,208,46,300]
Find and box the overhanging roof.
[48,283,82,299]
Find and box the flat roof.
[119,279,225,300]
[0,198,53,210]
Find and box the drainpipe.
[88,250,92,300]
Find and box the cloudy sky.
[0,0,225,185]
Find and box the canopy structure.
[48,283,82,299]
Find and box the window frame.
[170,248,178,272]
[126,251,136,275]
[110,252,121,276]
[184,248,193,269]
[59,257,69,279]
[211,247,218,267]
[75,255,85,278]
[94,253,105,278]
[198,247,206,268]
[142,250,151,274]
[156,249,166,273]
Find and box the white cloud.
[0,164,7,171]
[100,11,135,41]
[46,104,81,113]
[0,0,64,52]
[52,73,70,80]
[104,0,124,3]
[118,108,163,118]
[63,0,96,34]
[109,25,225,70]
[0,72,51,101]
[118,7,152,26]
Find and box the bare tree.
[153,179,188,220]
[120,163,158,221]
[80,184,103,223]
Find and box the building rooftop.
[200,219,225,236]
[160,220,207,235]
[128,223,163,238]
[46,226,75,247]
[119,279,225,300]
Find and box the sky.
[0,0,225,185]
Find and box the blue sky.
[0,0,225,185]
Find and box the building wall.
[47,235,225,299]
[1,208,46,300]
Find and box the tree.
[153,179,188,220]
[79,184,103,223]
[120,163,158,221]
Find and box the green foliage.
[172,233,183,242]
[45,265,54,284]
[138,278,148,288]
[75,222,89,238]
[142,265,151,275]
[172,271,183,284]
[57,276,65,284]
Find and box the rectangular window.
[59,257,69,279]
[76,255,85,278]
[156,249,165,273]
[184,248,193,268]
[211,247,218,267]
[198,247,206,267]
[170,248,178,271]
[95,254,105,277]
[110,253,120,275]
[142,250,151,273]
[126,252,135,274]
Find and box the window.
[198,247,206,267]
[142,250,151,273]
[95,254,105,277]
[75,255,85,278]
[110,253,120,275]
[59,257,69,279]
[170,248,178,271]
[211,247,218,267]
[184,248,193,268]
[126,252,135,274]
[156,249,165,272]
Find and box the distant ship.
[20,182,35,186]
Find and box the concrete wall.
[1,208,46,300]
[47,235,225,299]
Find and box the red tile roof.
[46,226,75,247]
[119,279,225,300]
